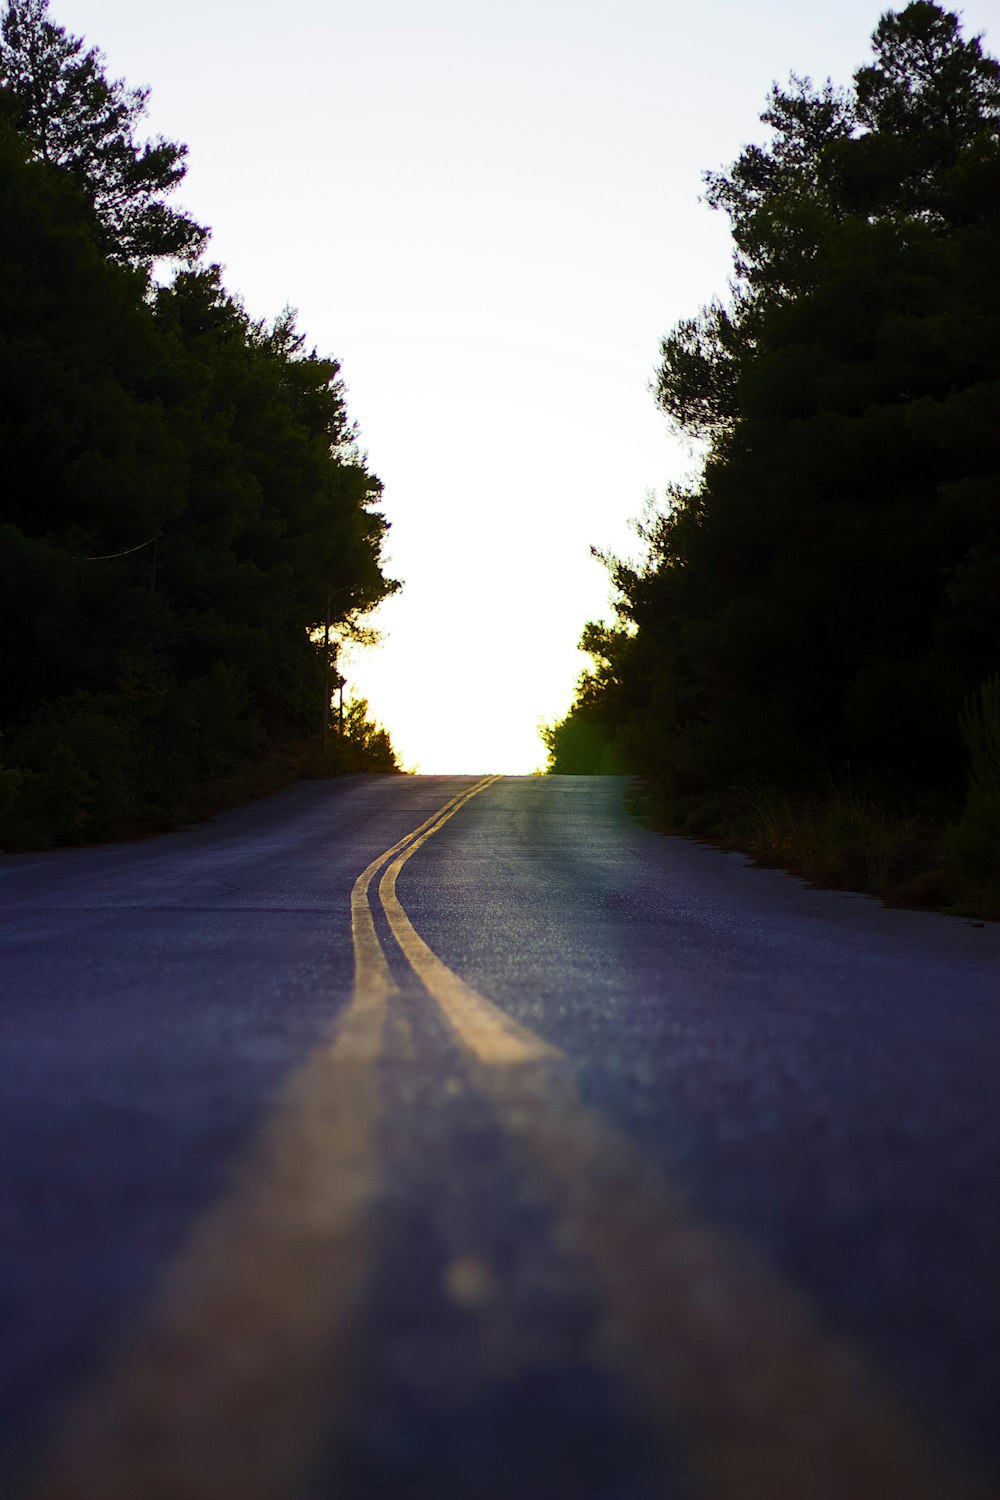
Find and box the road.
[1,773,998,1499]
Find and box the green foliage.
[542,622,637,774]
[21,743,94,846]
[541,713,624,776]
[737,781,927,893]
[0,0,206,269]
[340,698,399,772]
[549,3,1000,851]
[855,4,1000,145]
[0,19,399,850]
[950,676,1000,877]
[654,301,744,441]
[0,735,25,830]
[174,663,260,778]
[643,777,1000,919]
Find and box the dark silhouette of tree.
[549,3,1000,817]
[857,3,1000,145]
[0,29,398,846]
[0,0,206,270]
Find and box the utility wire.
[80,533,162,561]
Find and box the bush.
[23,743,94,846]
[949,676,1000,879]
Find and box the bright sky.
[66,0,995,772]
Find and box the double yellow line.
[35,778,988,1500]
[351,779,988,1500]
[339,777,988,1500]
[348,774,499,1020]
[33,777,515,1500]
[371,776,556,1065]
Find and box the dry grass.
[638,780,1000,923]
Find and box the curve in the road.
[374,784,990,1500]
[32,782,493,1499]
[27,775,992,1500]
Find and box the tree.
[856,3,1000,145]
[555,4,1000,800]
[703,75,855,297]
[832,3,1000,222]
[653,300,745,442]
[0,0,206,269]
[0,89,398,845]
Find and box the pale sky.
[65,0,996,772]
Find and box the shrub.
[950,676,1000,879]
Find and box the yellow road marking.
[30,772,988,1500]
[347,774,494,1036]
[476,1061,986,1500]
[378,777,557,1065]
[30,779,492,1500]
[380,798,988,1500]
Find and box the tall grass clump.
[737,779,929,896]
[950,676,1000,880]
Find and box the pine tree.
[0,0,206,270]
[556,4,1000,795]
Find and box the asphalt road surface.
[2,773,999,1499]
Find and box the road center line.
[376,799,988,1500]
[30,779,494,1500]
[347,775,495,1037]
[480,1061,989,1500]
[378,778,557,1065]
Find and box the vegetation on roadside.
[0,0,399,851]
[643,770,999,923]
[0,696,397,851]
[545,3,1000,919]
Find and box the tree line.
[0,0,398,848]
[546,2,1000,890]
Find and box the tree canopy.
[548,3,1000,828]
[0,0,206,269]
[0,4,398,846]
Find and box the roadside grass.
[633,779,1000,923]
